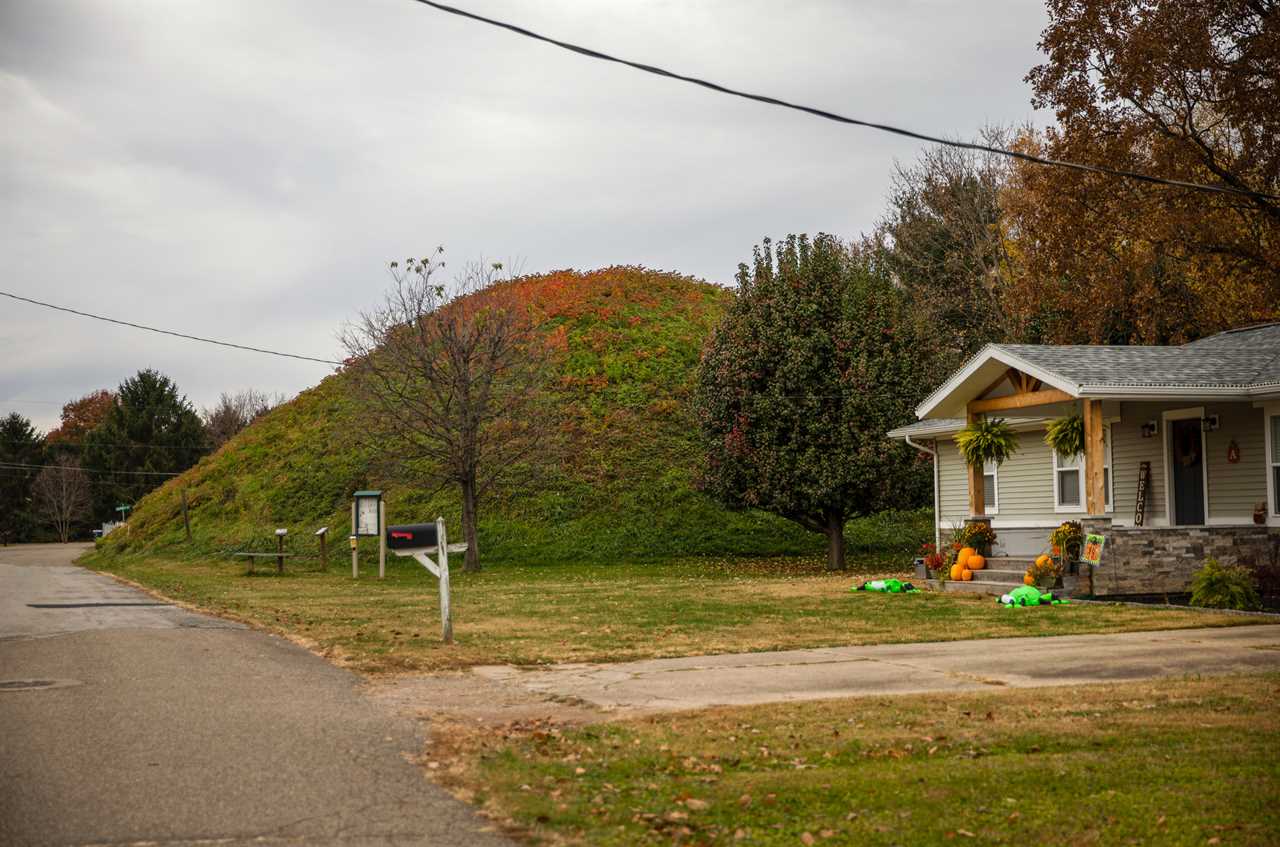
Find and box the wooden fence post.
[181,489,192,542]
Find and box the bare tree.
[341,250,549,572]
[32,461,91,543]
[203,389,284,448]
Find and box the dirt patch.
[364,669,605,728]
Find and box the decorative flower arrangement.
[1044,414,1084,459]
[955,416,1018,467]
[1048,520,1083,562]
[957,522,998,556]
[920,542,946,574]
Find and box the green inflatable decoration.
[853,579,920,594]
[997,585,1070,607]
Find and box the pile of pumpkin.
[948,547,986,581]
[1024,554,1056,586]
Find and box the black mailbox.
[386,523,439,550]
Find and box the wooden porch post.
[966,410,986,516]
[1082,398,1106,515]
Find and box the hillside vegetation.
[98,267,921,565]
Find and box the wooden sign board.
[1133,461,1151,527]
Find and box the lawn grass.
[86,549,1263,675]
[432,674,1280,846]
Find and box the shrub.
[1189,558,1262,611]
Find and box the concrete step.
[970,568,1027,582]
[928,578,1026,595]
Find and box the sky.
[1,0,1050,431]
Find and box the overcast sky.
[1,0,1049,431]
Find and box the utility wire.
[0,461,180,477]
[407,0,1279,202]
[0,291,343,365]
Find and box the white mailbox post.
[385,517,467,644]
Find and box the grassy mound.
[99,267,918,566]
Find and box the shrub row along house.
[890,323,1280,598]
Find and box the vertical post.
[181,489,192,542]
[318,529,328,571]
[1083,399,1106,515]
[378,500,386,580]
[965,408,986,517]
[351,502,358,578]
[437,516,453,644]
[275,532,285,574]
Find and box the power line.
[0,291,343,365]
[0,461,180,477]
[407,0,1279,203]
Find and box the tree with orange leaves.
[1002,0,1279,343]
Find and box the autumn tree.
[32,458,91,543]
[861,127,1020,370]
[45,390,115,447]
[1003,0,1280,343]
[695,235,934,571]
[0,412,44,544]
[341,251,550,572]
[82,370,207,522]
[202,389,283,449]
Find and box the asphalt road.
[0,544,512,847]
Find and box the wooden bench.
[234,551,297,575]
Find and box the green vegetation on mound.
[99,267,917,565]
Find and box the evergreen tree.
[0,412,45,543]
[82,370,207,522]
[695,234,934,570]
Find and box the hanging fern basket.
[954,417,1018,467]
[1045,415,1085,459]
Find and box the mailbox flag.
[385,523,439,551]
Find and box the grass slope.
[100,267,886,565]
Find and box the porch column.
[966,410,986,517]
[1082,398,1106,515]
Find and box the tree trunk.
[824,513,846,571]
[460,476,481,573]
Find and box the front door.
[1169,418,1205,525]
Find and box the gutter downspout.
[905,434,941,552]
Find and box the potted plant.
[1044,414,1084,460]
[955,416,1019,470]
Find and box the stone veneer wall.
[1080,517,1280,596]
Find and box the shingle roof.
[914,322,1280,420]
[997,338,1279,390]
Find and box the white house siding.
[935,430,1062,556]
[1111,402,1169,526]
[1205,402,1267,522]
[931,402,1268,546]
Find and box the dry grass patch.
[86,553,1266,675]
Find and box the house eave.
[915,344,1081,420]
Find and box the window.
[1054,451,1081,510]
[1054,424,1112,512]
[1271,415,1280,515]
[983,460,999,514]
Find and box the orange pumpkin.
[1023,572,1035,586]
[950,563,965,580]
[958,546,976,561]
[1035,554,1052,568]
[961,568,973,581]
[967,554,986,571]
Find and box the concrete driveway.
[475,622,1280,712]
[0,544,512,847]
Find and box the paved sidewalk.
[475,623,1280,712]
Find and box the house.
[888,323,1280,597]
